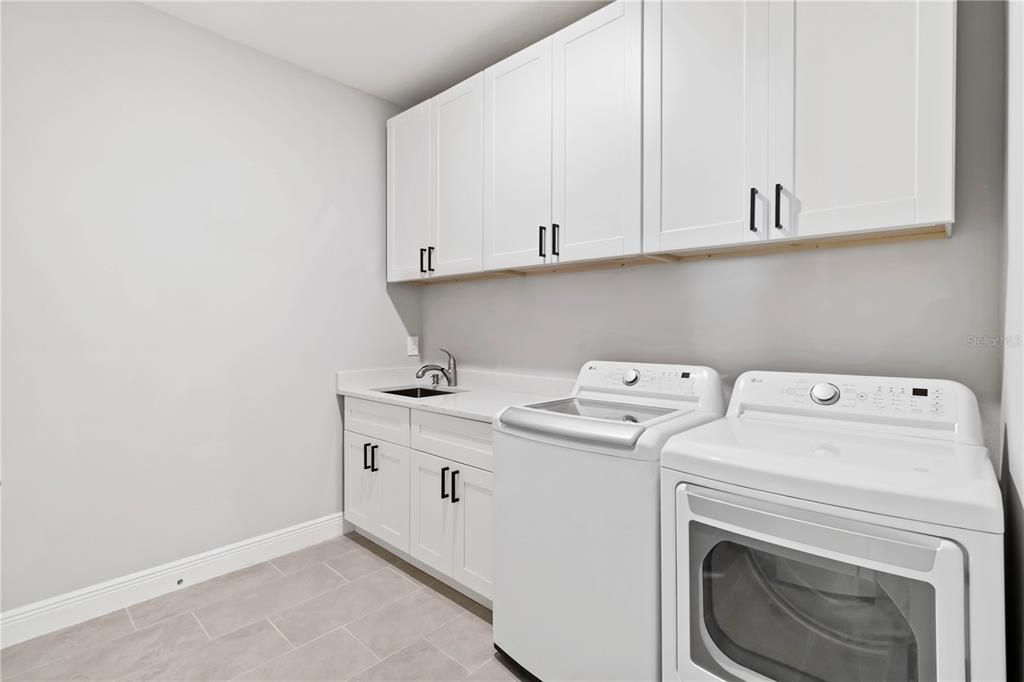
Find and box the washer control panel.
[576,361,711,399]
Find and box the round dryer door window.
[690,523,937,682]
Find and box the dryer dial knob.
[810,382,840,405]
[622,369,641,386]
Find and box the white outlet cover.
[406,336,420,357]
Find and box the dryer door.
[673,484,966,682]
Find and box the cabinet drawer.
[412,411,493,471]
[345,398,410,447]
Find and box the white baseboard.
[1,512,346,647]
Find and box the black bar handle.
[441,466,450,499]
[427,246,435,272]
[419,248,427,273]
[774,183,783,229]
[370,444,379,472]
[552,224,560,256]
[538,226,546,258]
[363,443,371,470]
[450,470,460,504]
[749,188,758,232]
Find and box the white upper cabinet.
[389,0,955,275]
[387,101,431,282]
[430,74,484,277]
[644,0,955,253]
[769,0,956,239]
[483,39,554,270]
[552,0,642,263]
[643,0,769,252]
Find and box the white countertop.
[335,366,575,422]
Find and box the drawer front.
[345,398,410,447]
[411,411,493,471]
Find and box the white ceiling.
[150,1,606,107]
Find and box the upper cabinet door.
[769,0,955,239]
[551,0,642,264]
[643,0,770,254]
[430,74,484,277]
[483,39,554,270]
[387,101,432,282]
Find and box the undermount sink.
[378,387,456,399]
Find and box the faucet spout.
[416,349,458,387]
[415,364,452,386]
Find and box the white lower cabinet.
[451,464,494,597]
[410,450,455,574]
[345,406,494,602]
[344,432,410,553]
[409,449,494,599]
[343,435,377,532]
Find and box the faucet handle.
[439,348,455,369]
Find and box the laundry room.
[1,0,1021,680]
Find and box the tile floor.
[2,534,524,681]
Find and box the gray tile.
[465,658,522,682]
[346,588,462,658]
[128,563,282,629]
[352,640,468,681]
[194,564,345,639]
[131,620,291,681]
[324,546,393,581]
[272,567,418,646]
[269,537,361,575]
[0,610,135,678]
[15,613,207,681]
[236,628,378,681]
[425,613,493,671]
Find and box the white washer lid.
[661,416,1003,533]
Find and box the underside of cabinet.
[410,223,950,285]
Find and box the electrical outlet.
[406,335,420,357]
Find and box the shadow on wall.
[1003,437,1023,682]
[386,282,423,346]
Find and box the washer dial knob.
[622,369,641,386]
[810,382,840,405]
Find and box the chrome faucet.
[415,348,458,387]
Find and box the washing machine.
[493,361,725,681]
[660,370,1005,682]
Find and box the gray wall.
[1,2,417,609]
[422,1,1008,450]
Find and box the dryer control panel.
[729,371,983,445]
